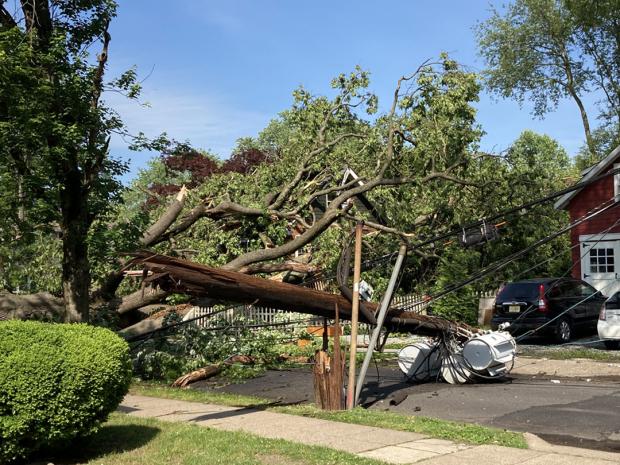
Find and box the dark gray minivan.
[491,278,606,342]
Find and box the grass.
[519,346,620,362]
[130,381,527,449]
[36,413,384,465]
[275,405,527,448]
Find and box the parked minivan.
[491,278,606,343]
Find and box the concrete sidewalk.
[119,394,619,464]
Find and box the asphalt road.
[371,370,620,451]
[193,359,620,452]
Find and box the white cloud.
[105,86,270,181]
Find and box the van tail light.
[494,284,505,308]
[538,284,548,313]
[600,305,607,321]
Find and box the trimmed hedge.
[0,321,132,463]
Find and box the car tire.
[554,317,572,343]
[603,340,620,350]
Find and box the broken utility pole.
[312,304,345,410]
[346,222,363,410]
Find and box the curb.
[524,432,620,462]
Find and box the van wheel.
[554,318,572,343]
[604,340,620,350]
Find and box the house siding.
[568,169,620,279]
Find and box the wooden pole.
[346,222,363,409]
[312,306,345,410]
[332,303,345,410]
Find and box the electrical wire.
[396,198,619,312]
[507,213,620,327]
[302,167,620,287]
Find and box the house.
[554,145,620,296]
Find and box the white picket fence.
[183,293,431,329]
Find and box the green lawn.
[130,382,527,449]
[39,413,385,465]
[518,347,620,362]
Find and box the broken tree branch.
[142,185,188,246]
[129,251,464,337]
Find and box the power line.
[303,167,620,287]
[508,214,620,326]
[396,198,619,311]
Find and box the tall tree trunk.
[60,170,90,322]
[561,50,597,163]
[570,88,597,163]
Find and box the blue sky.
[105,1,595,183]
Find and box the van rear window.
[497,283,541,301]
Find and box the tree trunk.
[570,88,597,163]
[60,171,90,322]
[561,49,597,163]
[0,292,65,320]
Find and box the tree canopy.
[476,0,620,164]
[0,0,140,320]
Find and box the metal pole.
[346,222,363,410]
[355,243,407,406]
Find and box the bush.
[0,321,132,463]
[131,313,297,382]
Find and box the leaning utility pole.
[355,243,407,405]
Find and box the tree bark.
[560,49,597,162]
[94,186,189,302]
[117,286,170,314]
[60,169,91,322]
[142,186,188,246]
[0,292,65,320]
[569,86,596,162]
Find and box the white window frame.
[614,163,620,200]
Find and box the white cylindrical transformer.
[462,331,516,372]
[440,353,474,385]
[397,342,441,381]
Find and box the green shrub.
[131,314,295,382]
[0,321,132,463]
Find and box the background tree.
[0,0,139,321]
[476,0,620,164]
[430,131,573,323]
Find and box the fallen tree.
[1,57,486,327]
[128,251,467,338]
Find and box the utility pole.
[355,243,407,405]
[346,221,363,410]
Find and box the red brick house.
[555,145,620,296]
